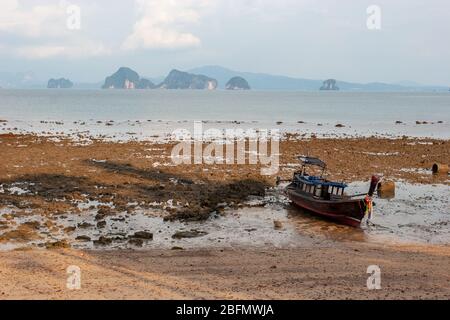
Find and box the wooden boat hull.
[286,187,366,227]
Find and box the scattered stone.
[335,124,345,128]
[77,222,93,229]
[95,213,105,221]
[45,240,70,249]
[23,221,41,230]
[93,236,112,246]
[171,246,184,250]
[274,220,283,230]
[63,226,76,233]
[97,221,107,229]
[128,238,144,247]
[75,235,91,242]
[395,121,403,124]
[172,230,208,239]
[131,231,153,240]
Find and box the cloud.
[122,0,208,50]
[0,0,67,38]
[0,0,111,59]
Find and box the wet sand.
[0,134,449,299]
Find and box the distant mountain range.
[187,66,449,92]
[1,66,448,91]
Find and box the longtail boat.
[278,156,379,227]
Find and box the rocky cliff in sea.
[47,78,73,89]
[320,79,339,91]
[159,69,217,90]
[102,67,155,89]
[226,76,250,90]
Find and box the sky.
[0,0,449,85]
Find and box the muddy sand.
[0,134,449,299]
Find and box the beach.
[0,132,449,299]
[1,244,449,300]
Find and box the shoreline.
[1,119,449,142]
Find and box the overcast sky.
[0,0,449,85]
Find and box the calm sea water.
[0,90,449,139]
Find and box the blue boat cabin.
[292,174,347,200]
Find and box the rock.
[23,221,41,230]
[395,121,403,124]
[171,246,184,250]
[47,78,73,89]
[93,236,112,246]
[335,124,345,128]
[172,230,208,239]
[77,222,93,229]
[63,226,76,233]
[273,220,283,230]
[225,76,250,90]
[75,235,91,242]
[131,231,153,240]
[45,240,70,249]
[95,206,112,220]
[128,238,144,247]
[96,221,107,229]
[95,213,105,220]
[159,69,217,90]
[320,79,339,91]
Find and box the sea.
[0,90,449,140]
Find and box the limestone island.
[47,78,73,89]
[159,69,218,90]
[320,79,339,91]
[102,67,155,89]
[226,76,251,90]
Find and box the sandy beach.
[1,243,449,299]
[0,133,449,299]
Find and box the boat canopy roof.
[297,175,348,189]
[298,156,326,169]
